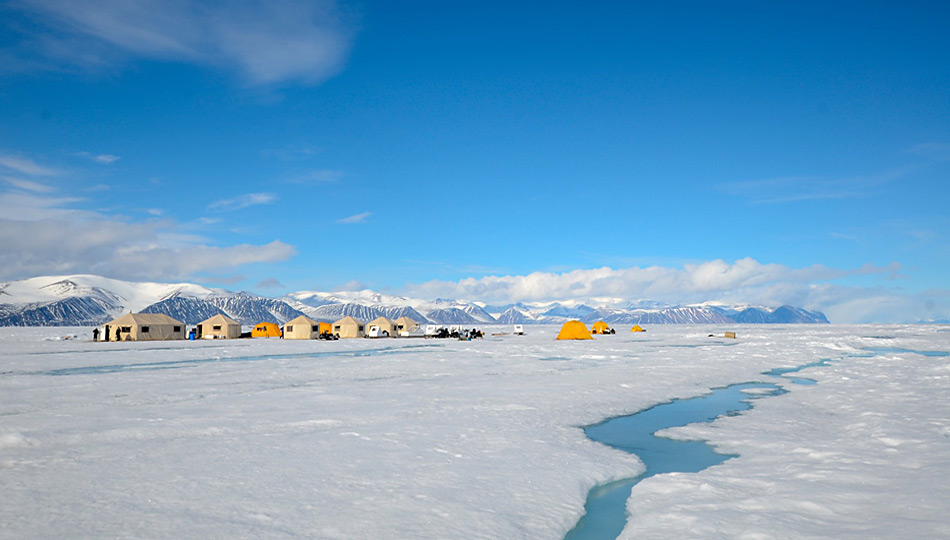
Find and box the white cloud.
[0,154,59,176]
[400,258,934,323]
[284,169,346,184]
[2,176,55,193]
[0,191,296,281]
[7,0,357,86]
[720,167,911,205]
[75,151,121,164]
[334,279,368,292]
[208,192,276,212]
[336,211,370,224]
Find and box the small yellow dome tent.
[556,320,593,340]
[251,322,282,337]
[591,321,610,334]
[630,325,645,332]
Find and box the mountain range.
[0,274,830,327]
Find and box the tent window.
[334,325,340,331]
[173,326,181,332]
[141,326,149,333]
[312,325,319,332]
[121,326,131,332]
[358,325,364,331]
[213,325,221,331]
[286,325,293,332]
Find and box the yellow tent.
[630,325,645,332]
[556,320,593,340]
[252,322,282,338]
[316,321,333,335]
[591,321,610,334]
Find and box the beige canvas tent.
[104,313,185,341]
[284,315,322,339]
[197,313,242,339]
[366,316,396,337]
[394,316,420,336]
[333,316,365,338]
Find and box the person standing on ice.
[92,328,99,341]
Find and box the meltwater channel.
[564,345,948,539]
[563,381,786,540]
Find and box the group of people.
[92,327,124,341]
[427,327,484,340]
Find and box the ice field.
[1,325,949,539]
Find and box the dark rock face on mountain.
[729,305,829,324]
[140,296,227,324]
[0,296,117,326]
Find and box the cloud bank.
[6,0,357,86]
[401,259,941,323]
[0,154,296,282]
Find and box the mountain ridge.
[0,274,830,326]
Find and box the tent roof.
[198,313,240,327]
[334,316,362,325]
[367,316,394,326]
[394,316,418,324]
[107,312,184,327]
[556,320,593,340]
[286,315,319,326]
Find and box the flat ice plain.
[1,324,948,539]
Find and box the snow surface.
[1,325,948,539]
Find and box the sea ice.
[0,324,947,539]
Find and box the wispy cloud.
[337,211,371,224]
[0,154,59,176]
[256,277,285,289]
[720,167,911,205]
[75,151,120,164]
[2,176,54,193]
[906,142,950,162]
[208,192,276,212]
[262,144,323,160]
[284,169,346,184]
[5,0,358,86]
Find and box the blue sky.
[1,0,949,322]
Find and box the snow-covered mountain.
[281,290,496,324]
[0,274,830,326]
[138,293,307,325]
[0,275,302,326]
[485,301,827,325]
